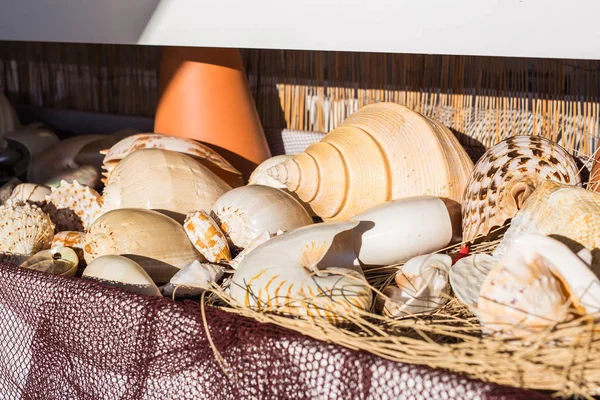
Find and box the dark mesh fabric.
[0,263,549,400]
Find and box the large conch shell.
[267,102,474,221]
[461,135,580,242]
[229,221,372,326]
[477,234,600,336]
[44,180,103,232]
[4,128,60,158]
[102,149,232,223]
[449,254,497,310]
[493,181,600,268]
[0,93,20,134]
[84,208,202,284]
[82,255,162,297]
[101,133,243,187]
[9,183,51,205]
[351,196,461,268]
[20,246,79,278]
[183,210,231,263]
[0,199,54,255]
[211,185,313,250]
[378,254,451,318]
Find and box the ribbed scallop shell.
[267,102,474,221]
[9,183,51,204]
[0,199,54,255]
[102,149,232,223]
[493,181,600,268]
[461,135,580,242]
[183,210,231,262]
[101,133,243,187]
[45,180,102,231]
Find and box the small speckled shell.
[461,136,580,242]
[45,180,102,231]
[184,210,231,262]
[0,199,54,255]
[9,183,51,204]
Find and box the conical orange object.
[155,47,271,180]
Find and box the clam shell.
[44,180,102,231]
[449,254,497,310]
[183,210,231,262]
[493,181,600,269]
[0,93,20,134]
[461,136,581,242]
[0,199,54,255]
[82,255,162,297]
[102,149,232,223]
[101,133,243,187]
[229,221,372,326]
[211,185,313,249]
[20,246,79,278]
[162,260,224,297]
[267,102,474,221]
[9,183,51,204]
[84,208,201,284]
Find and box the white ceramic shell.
[45,180,103,231]
[162,260,224,297]
[477,234,600,336]
[183,210,231,262]
[0,93,20,134]
[0,199,54,255]
[380,254,451,318]
[351,196,461,268]
[449,254,497,310]
[84,208,201,284]
[4,128,60,158]
[9,183,51,204]
[19,246,79,278]
[102,149,232,223]
[211,185,313,249]
[82,255,162,297]
[229,221,372,326]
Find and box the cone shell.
[211,185,313,250]
[493,181,600,269]
[102,149,232,223]
[0,93,20,134]
[183,210,231,262]
[82,255,162,297]
[461,136,580,242]
[267,102,474,221]
[229,221,372,326]
[449,254,497,310]
[20,246,79,278]
[52,231,86,266]
[101,133,243,187]
[44,180,102,231]
[84,209,201,284]
[477,234,600,336]
[0,199,54,255]
[9,183,51,205]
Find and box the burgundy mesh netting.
[0,263,549,400]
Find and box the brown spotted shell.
[44,180,103,231]
[461,136,581,242]
[0,199,54,255]
[183,210,231,262]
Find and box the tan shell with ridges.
[45,180,103,231]
[461,136,580,242]
[0,199,54,255]
[183,210,231,262]
[267,102,474,221]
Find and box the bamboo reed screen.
[1,42,599,155]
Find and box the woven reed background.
[0,42,599,155]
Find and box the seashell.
[0,252,31,266]
[0,93,20,134]
[0,199,54,255]
[52,231,86,266]
[378,254,451,318]
[183,210,231,262]
[449,254,497,310]
[82,255,162,297]
[461,136,581,242]
[161,260,224,298]
[44,165,101,189]
[102,149,232,223]
[84,208,202,284]
[493,181,600,269]
[19,246,79,278]
[227,230,281,270]
[267,102,474,221]
[477,234,600,336]
[4,128,60,158]
[229,221,372,326]
[211,185,313,250]
[351,196,462,268]
[0,177,21,205]
[44,180,103,232]
[101,133,243,187]
[9,183,51,205]
[248,155,315,216]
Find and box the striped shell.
[229,221,372,326]
[101,133,243,187]
[493,181,600,269]
[183,210,231,262]
[9,183,51,204]
[45,180,102,231]
[462,136,580,242]
[0,199,54,255]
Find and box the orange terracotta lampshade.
[154,47,271,180]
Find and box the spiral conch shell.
[461,136,580,242]
[84,209,201,284]
[477,234,600,336]
[20,246,79,278]
[267,102,474,221]
[44,180,103,232]
[102,149,232,223]
[0,199,54,255]
[183,210,231,263]
[101,133,243,187]
[9,183,51,205]
[211,185,313,250]
[229,221,372,326]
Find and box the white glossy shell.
[162,260,224,297]
[0,199,54,255]
[9,183,51,204]
[212,185,313,249]
[227,230,281,270]
[449,254,497,310]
